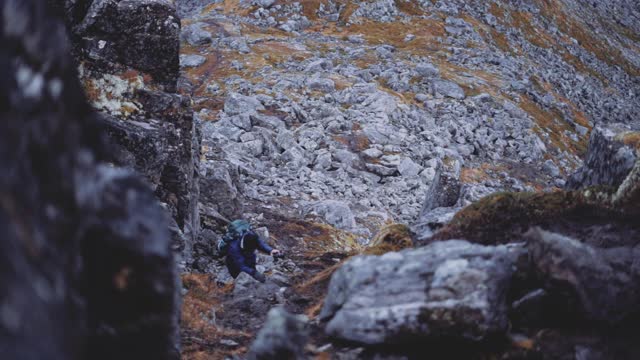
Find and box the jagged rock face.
[0,0,178,359]
[566,125,638,190]
[57,0,181,88]
[526,228,640,324]
[52,0,201,265]
[320,240,524,345]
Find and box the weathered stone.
[224,92,265,116]
[64,0,181,88]
[420,157,462,213]
[181,22,212,46]
[247,307,309,360]
[526,228,640,324]
[179,54,206,68]
[397,157,422,177]
[320,241,523,344]
[307,77,336,92]
[432,80,465,99]
[566,125,637,190]
[0,2,179,358]
[306,200,356,230]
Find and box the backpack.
[217,219,252,256]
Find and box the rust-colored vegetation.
[431,189,620,245]
[518,95,588,159]
[181,274,251,360]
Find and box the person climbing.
[218,219,281,283]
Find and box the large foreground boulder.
[320,240,524,345]
[0,1,178,358]
[527,228,640,324]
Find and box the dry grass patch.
[395,0,425,16]
[200,0,255,16]
[619,132,640,150]
[181,274,251,360]
[324,18,446,54]
[519,95,588,159]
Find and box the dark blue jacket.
[225,234,273,278]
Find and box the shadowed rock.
[51,0,201,263]
[247,307,309,360]
[0,0,178,358]
[527,227,640,324]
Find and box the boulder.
[526,228,640,324]
[181,22,212,46]
[247,307,309,360]
[224,92,265,116]
[306,200,356,231]
[420,157,462,213]
[179,54,206,68]
[397,157,422,177]
[432,80,465,100]
[566,125,637,190]
[320,241,524,344]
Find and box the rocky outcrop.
[320,240,523,344]
[566,124,638,190]
[412,157,463,241]
[57,0,181,88]
[53,0,201,264]
[247,307,309,360]
[0,0,178,358]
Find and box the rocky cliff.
[53,0,202,267]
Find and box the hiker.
[218,220,281,283]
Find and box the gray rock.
[398,157,422,177]
[179,54,206,68]
[366,163,397,176]
[334,149,359,167]
[281,146,309,168]
[224,93,265,115]
[247,307,309,360]
[416,63,439,78]
[306,200,356,230]
[307,77,336,93]
[255,0,276,9]
[181,22,212,46]
[543,159,561,178]
[566,125,637,190]
[362,148,383,159]
[432,80,465,99]
[420,157,462,213]
[320,241,524,344]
